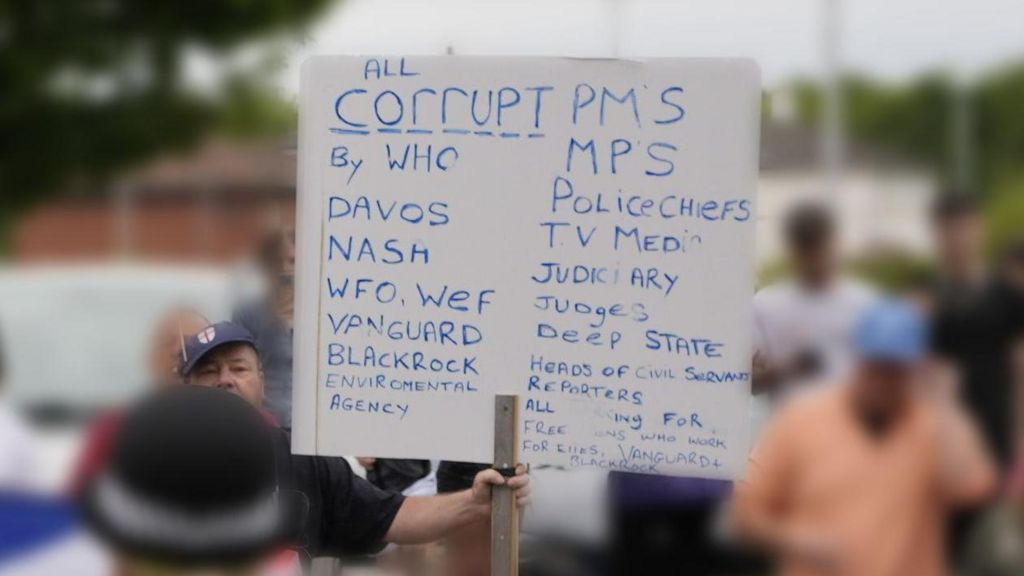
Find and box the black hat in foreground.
[83,386,307,566]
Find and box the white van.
[0,264,250,490]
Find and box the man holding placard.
[291,56,762,574]
[180,321,531,560]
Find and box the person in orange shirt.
[733,300,998,576]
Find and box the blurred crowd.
[612,191,1024,576]
[3,0,1023,573]
[0,189,1021,576]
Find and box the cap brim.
[859,347,922,364]
[181,337,257,377]
[82,479,308,567]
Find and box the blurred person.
[518,467,610,576]
[901,271,942,319]
[353,462,486,576]
[434,462,493,576]
[961,449,1024,576]
[358,457,432,494]
[180,321,532,564]
[83,386,306,576]
[610,471,756,575]
[608,203,872,575]
[233,228,296,428]
[352,459,434,574]
[733,300,997,576]
[953,242,1024,574]
[931,193,1024,469]
[752,202,878,400]
[148,308,211,388]
[747,198,880,561]
[239,230,437,500]
[69,308,208,495]
[999,241,1024,296]
[997,241,1024,444]
[0,326,38,491]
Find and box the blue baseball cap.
[180,321,258,376]
[855,300,929,363]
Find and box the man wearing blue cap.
[178,321,531,562]
[180,322,268,411]
[733,300,997,576]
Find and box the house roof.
[121,139,296,197]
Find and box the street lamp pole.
[821,0,845,201]
[607,0,624,57]
[952,69,974,191]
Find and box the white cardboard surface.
[294,56,761,479]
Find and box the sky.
[270,0,1024,96]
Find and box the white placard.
[294,56,761,479]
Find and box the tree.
[789,73,955,178]
[975,63,1024,190]
[786,62,1024,200]
[0,0,333,235]
[985,176,1024,256]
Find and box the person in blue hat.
[178,321,531,565]
[733,299,998,576]
[180,321,267,411]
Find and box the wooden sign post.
[491,395,520,576]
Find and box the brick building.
[14,119,935,266]
[13,139,297,263]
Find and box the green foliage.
[984,175,1024,256]
[0,0,333,223]
[976,65,1024,185]
[790,79,824,127]
[789,62,1024,196]
[217,77,297,139]
[844,73,954,177]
